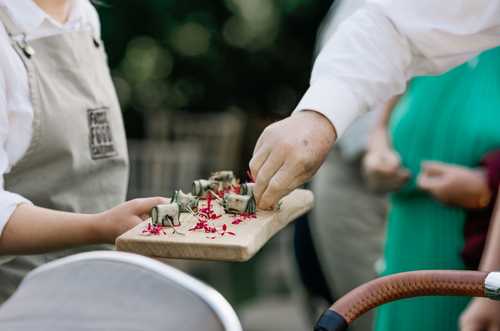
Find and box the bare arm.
[362,93,409,192]
[479,191,500,271]
[0,204,101,255]
[0,197,167,255]
[378,95,402,129]
[369,94,403,149]
[460,192,500,331]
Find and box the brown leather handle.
[330,270,487,324]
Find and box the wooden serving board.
[116,189,314,262]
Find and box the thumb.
[128,197,170,216]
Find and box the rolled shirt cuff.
[0,192,32,236]
[0,193,32,265]
[293,79,365,138]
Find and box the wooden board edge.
[244,190,315,260]
[116,237,252,262]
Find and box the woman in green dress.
[363,47,500,331]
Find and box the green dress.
[375,47,500,331]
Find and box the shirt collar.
[0,0,84,34]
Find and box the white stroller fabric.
[0,251,242,331]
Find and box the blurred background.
[98,1,333,330]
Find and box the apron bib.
[0,8,129,302]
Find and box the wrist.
[293,109,338,143]
[87,212,110,244]
[368,128,391,151]
[294,80,361,138]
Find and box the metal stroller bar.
[314,270,500,331]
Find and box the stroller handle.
[314,270,500,331]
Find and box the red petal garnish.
[142,223,165,236]
[182,178,251,239]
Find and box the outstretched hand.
[98,197,170,243]
[250,111,336,209]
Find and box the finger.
[417,173,441,191]
[129,197,170,215]
[259,162,306,210]
[370,164,410,183]
[376,175,409,192]
[421,161,450,177]
[249,146,271,181]
[417,174,453,203]
[364,152,401,175]
[384,168,411,189]
[395,168,411,181]
[253,149,286,204]
[253,129,268,155]
[379,151,402,170]
[375,160,400,175]
[382,167,410,184]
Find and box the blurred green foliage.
[98,0,333,123]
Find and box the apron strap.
[0,7,35,59]
[0,6,25,38]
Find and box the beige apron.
[0,8,129,302]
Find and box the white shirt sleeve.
[294,0,500,137]
[84,0,101,39]
[0,33,32,236]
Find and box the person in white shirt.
[249,1,500,330]
[0,0,168,302]
[250,0,500,210]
